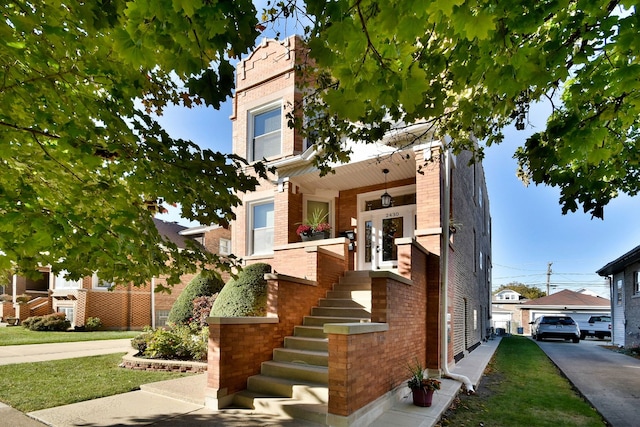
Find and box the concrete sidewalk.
[23,337,501,426]
[0,339,132,366]
[0,336,501,426]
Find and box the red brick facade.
[4,226,231,329]
[208,36,492,423]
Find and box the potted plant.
[296,209,331,241]
[407,359,441,407]
[5,316,18,326]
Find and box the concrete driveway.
[535,337,640,427]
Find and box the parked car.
[530,316,581,343]
[578,315,612,340]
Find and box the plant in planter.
[0,294,12,302]
[407,359,441,407]
[15,294,31,304]
[296,209,331,241]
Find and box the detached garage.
[519,289,611,336]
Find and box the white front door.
[359,205,415,270]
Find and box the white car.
[530,316,581,343]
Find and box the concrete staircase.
[232,271,372,424]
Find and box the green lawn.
[439,336,606,427]
[0,326,139,346]
[0,353,191,412]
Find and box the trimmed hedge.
[210,263,271,317]
[167,272,225,325]
[22,313,71,331]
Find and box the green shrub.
[131,327,153,354]
[192,294,217,327]
[210,263,271,317]
[22,313,71,331]
[84,317,103,331]
[167,272,225,325]
[131,323,207,361]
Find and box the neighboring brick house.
[597,245,640,347]
[206,36,492,426]
[0,219,231,330]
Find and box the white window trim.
[248,198,275,256]
[248,100,282,162]
[219,238,231,256]
[55,271,82,289]
[91,272,113,290]
[303,196,334,238]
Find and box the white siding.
[612,273,625,346]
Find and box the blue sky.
[155,11,640,299]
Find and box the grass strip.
[439,336,605,427]
[0,353,190,412]
[0,327,138,346]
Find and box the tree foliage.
[0,0,264,285]
[4,0,638,285]
[265,0,639,219]
[494,282,547,300]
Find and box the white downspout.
[151,277,156,329]
[440,143,475,394]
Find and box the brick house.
[597,244,640,347]
[0,218,231,329]
[205,36,492,426]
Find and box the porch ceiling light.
[381,168,392,208]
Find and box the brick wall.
[201,227,232,256]
[327,240,430,416]
[623,262,640,347]
[207,247,346,400]
[86,286,151,330]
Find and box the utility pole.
[546,262,553,296]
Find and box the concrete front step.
[284,336,328,352]
[317,297,365,308]
[273,347,328,367]
[246,374,328,400]
[293,325,327,339]
[259,360,328,384]
[311,306,370,318]
[340,271,372,282]
[303,315,370,327]
[333,282,372,292]
[233,390,328,425]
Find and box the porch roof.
[274,144,418,193]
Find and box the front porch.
[206,237,441,426]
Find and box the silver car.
[530,316,580,343]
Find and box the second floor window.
[55,271,82,289]
[250,103,281,161]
